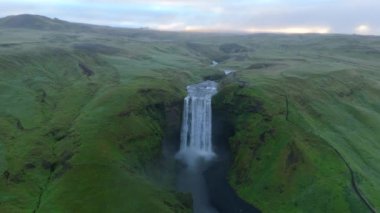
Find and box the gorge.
[175,80,218,213]
[175,81,260,213]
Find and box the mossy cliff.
[0,33,207,213]
[213,72,378,212]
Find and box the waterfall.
[175,80,258,213]
[176,80,218,166]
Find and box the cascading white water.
[176,80,218,166]
[175,80,257,213]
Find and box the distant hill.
[0,14,106,31]
[0,14,179,39]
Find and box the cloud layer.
[0,0,379,34]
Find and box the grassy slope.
[0,28,219,212]
[0,23,379,213]
[213,34,380,212]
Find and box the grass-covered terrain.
[213,34,380,212]
[0,15,379,212]
[0,15,222,213]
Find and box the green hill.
[0,15,379,212]
[0,14,94,31]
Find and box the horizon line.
[1,13,379,37]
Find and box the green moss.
[0,33,200,212]
[1,25,380,212]
[215,81,373,212]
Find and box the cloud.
[355,25,370,34]
[0,0,379,34]
[245,26,331,34]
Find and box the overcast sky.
[0,0,379,34]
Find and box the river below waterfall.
[175,81,260,213]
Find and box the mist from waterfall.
[176,80,218,167]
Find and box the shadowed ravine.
[175,81,260,213]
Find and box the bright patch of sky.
[0,0,379,34]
